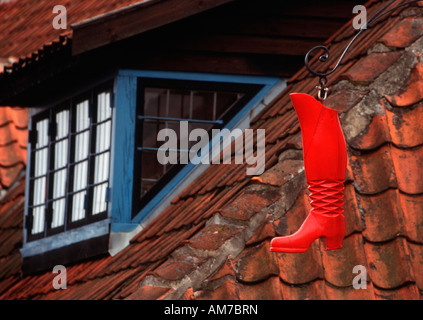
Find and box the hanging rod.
[304,0,420,84]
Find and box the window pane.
[33,177,46,206]
[54,139,68,169]
[192,91,215,120]
[34,148,48,177]
[97,91,112,122]
[73,161,88,191]
[140,150,167,197]
[94,152,110,184]
[31,206,45,234]
[71,191,86,222]
[216,92,244,118]
[76,100,90,131]
[188,122,213,149]
[36,119,49,148]
[169,89,189,118]
[95,121,111,153]
[92,183,107,215]
[142,120,162,148]
[53,169,67,198]
[51,199,65,228]
[74,131,89,162]
[144,88,167,117]
[56,110,69,139]
[137,83,250,204]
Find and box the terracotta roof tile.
[275,241,323,285]
[391,145,423,194]
[400,193,423,243]
[0,195,24,229]
[250,159,304,187]
[245,218,276,246]
[188,224,244,252]
[0,228,22,257]
[324,282,375,300]
[280,279,326,300]
[343,51,403,84]
[238,276,283,300]
[408,242,423,290]
[219,187,280,221]
[324,88,369,113]
[386,59,423,107]
[153,254,207,281]
[380,16,423,48]
[126,286,174,300]
[273,190,310,237]
[343,184,364,236]
[320,233,368,287]
[386,103,423,147]
[194,279,239,300]
[350,144,398,194]
[359,189,405,242]
[206,256,237,282]
[0,0,147,60]
[364,238,414,289]
[233,240,279,283]
[373,283,422,300]
[0,107,27,188]
[0,253,21,279]
[347,112,391,150]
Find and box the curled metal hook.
[304,0,420,97]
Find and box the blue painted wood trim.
[115,70,280,228]
[110,75,137,224]
[118,69,278,86]
[111,222,139,233]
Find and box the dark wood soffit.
[71,0,236,55]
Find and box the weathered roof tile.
[359,190,405,242]
[386,60,423,107]
[320,234,367,287]
[233,241,279,283]
[343,51,403,84]
[350,144,398,194]
[364,238,414,289]
[238,276,283,300]
[380,17,423,48]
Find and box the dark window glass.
[133,78,263,217]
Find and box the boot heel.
[322,235,344,251]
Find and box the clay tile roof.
[0,107,27,189]
[0,0,147,62]
[1,0,423,300]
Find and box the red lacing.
[308,179,344,215]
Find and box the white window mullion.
[51,110,69,229]
[31,118,49,235]
[71,101,90,222]
[92,91,112,215]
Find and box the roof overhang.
[71,0,236,55]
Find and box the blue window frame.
[110,70,281,233]
[21,69,282,263]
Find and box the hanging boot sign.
[270,0,419,253]
[270,92,347,253]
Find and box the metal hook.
[316,85,329,101]
[316,76,328,101]
[304,0,420,96]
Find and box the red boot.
[270,93,347,253]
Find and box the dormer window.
[21,71,282,273]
